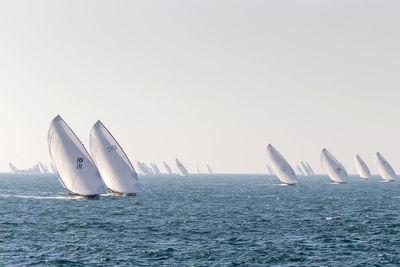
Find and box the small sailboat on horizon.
[320,148,348,184]
[300,161,312,176]
[206,164,214,175]
[354,154,371,180]
[306,162,315,176]
[150,162,162,175]
[163,161,173,175]
[137,161,150,175]
[296,165,305,176]
[175,158,189,177]
[48,115,104,199]
[376,152,396,182]
[266,164,274,176]
[266,144,298,185]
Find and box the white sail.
[89,120,141,194]
[50,163,57,174]
[306,162,315,176]
[48,115,104,196]
[146,163,154,175]
[320,148,347,184]
[163,161,173,175]
[376,152,396,182]
[266,164,274,175]
[300,161,311,176]
[175,158,189,177]
[38,162,49,174]
[265,144,297,185]
[354,154,371,180]
[141,161,152,175]
[196,166,201,173]
[150,163,162,175]
[206,164,214,174]
[296,165,305,176]
[136,161,148,175]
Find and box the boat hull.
[68,193,100,199]
[108,191,137,196]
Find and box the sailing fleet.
[266,144,397,185]
[44,115,398,197]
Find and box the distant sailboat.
[50,163,57,174]
[150,163,162,175]
[266,164,274,175]
[175,158,189,177]
[48,115,104,199]
[300,161,312,176]
[296,165,305,176]
[163,161,173,175]
[354,154,371,180]
[306,162,315,176]
[320,148,347,184]
[89,120,141,196]
[376,152,396,182]
[206,164,213,174]
[143,162,153,175]
[136,161,149,175]
[38,162,49,174]
[196,166,201,174]
[266,144,297,185]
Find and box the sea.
[0,173,399,266]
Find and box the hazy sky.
[1,0,400,174]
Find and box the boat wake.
[0,194,71,200]
[263,183,288,187]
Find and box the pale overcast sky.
[0,0,399,174]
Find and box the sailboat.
[136,161,149,175]
[143,163,154,175]
[300,161,311,176]
[376,152,396,182]
[266,144,297,185]
[48,115,104,199]
[89,120,141,196]
[266,164,274,175]
[320,148,347,184]
[50,163,57,174]
[175,158,189,177]
[296,165,305,176]
[150,163,162,175]
[306,162,315,176]
[163,161,173,175]
[206,164,214,174]
[354,154,371,180]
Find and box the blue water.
[0,174,399,266]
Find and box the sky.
[0,0,399,174]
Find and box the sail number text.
[76,157,84,169]
[107,145,118,152]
